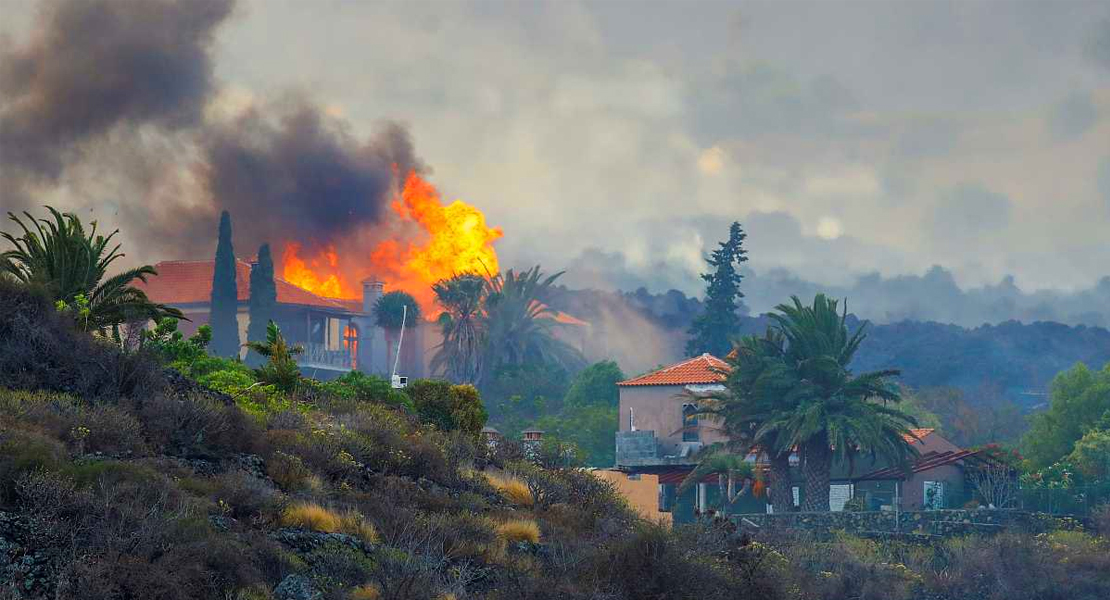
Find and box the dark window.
[682,404,699,442]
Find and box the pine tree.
[686,221,747,357]
[246,243,277,366]
[209,210,240,357]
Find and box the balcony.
[299,343,353,372]
[615,430,703,468]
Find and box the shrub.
[496,519,541,544]
[266,449,314,491]
[137,392,258,457]
[0,280,166,401]
[405,379,488,436]
[350,584,382,600]
[0,429,67,500]
[317,370,413,412]
[282,503,342,533]
[1094,503,1110,538]
[210,471,284,522]
[339,510,380,544]
[486,471,534,508]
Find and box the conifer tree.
[246,243,276,366]
[209,210,240,357]
[686,221,747,357]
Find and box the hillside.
[3,282,1110,600]
[548,286,1110,406]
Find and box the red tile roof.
[135,260,358,312]
[902,428,935,444]
[618,354,730,387]
[853,449,984,481]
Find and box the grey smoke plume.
[0,0,233,183]
[1,0,424,260]
[197,104,424,254]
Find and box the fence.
[1018,484,1110,517]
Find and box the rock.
[274,574,322,600]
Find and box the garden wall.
[735,509,1086,537]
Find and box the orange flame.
[280,172,502,314]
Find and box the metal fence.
[1017,484,1110,517]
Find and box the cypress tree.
[209,210,241,357]
[246,243,277,367]
[686,221,748,358]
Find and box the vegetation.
[686,221,748,357]
[431,273,485,383]
[246,243,277,367]
[1,206,182,332]
[244,320,305,393]
[1023,362,1110,469]
[210,210,241,357]
[3,234,1110,600]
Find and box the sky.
[2,0,1110,319]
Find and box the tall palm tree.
[697,328,802,513]
[1,206,182,332]
[760,295,919,512]
[677,449,757,515]
[478,266,585,387]
[430,273,485,383]
[374,290,421,372]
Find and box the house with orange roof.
[613,355,998,518]
[134,259,410,378]
[614,353,773,522]
[837,428,1002,511]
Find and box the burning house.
[136,259,423,379]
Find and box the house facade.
[612,355,996,519]
[614,354,769,522]
[844,428,989,511]
[135,259,423,379]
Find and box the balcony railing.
[300,343,353,371]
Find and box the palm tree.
[478,266,585,387]
[374,290,421,371]
[760,295,919,512]
[697,328,802,513]
[677,449,757,516]
[1,206,182,332]
[430,273,485,383]
[243,320,303,392]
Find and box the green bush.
[405,379,488,437]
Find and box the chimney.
[361,277,384,314]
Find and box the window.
[924,481,946,510]
[682,404,699,442]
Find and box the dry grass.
[496,519,541,544]
[339,510,380,544]
[281,502,341,533]
[349,584,381,600]
[485,471,533,508]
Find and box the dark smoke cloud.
[0,0,233,185]
[1,0,426,262]
[196,103,423,254]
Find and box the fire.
[280,172,502,314]
[281,243,353,298]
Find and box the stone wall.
[735,509,1086,537]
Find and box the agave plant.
[1,206,182,332]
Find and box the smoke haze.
[3,0,1110,336]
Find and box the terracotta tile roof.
[903,428,935,444]
[853,449,984,481]
[618,354,730,387]
[135,260,358,312]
